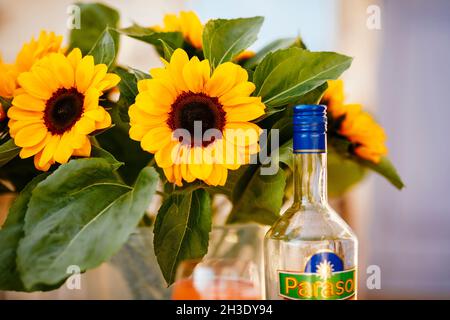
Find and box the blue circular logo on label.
[305,251,344,274]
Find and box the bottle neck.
[293,152,328,206]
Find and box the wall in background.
[187,0,338,51]
[371,0,450,298]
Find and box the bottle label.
[277,251,356,300]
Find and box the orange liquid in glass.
[172,278,261,300]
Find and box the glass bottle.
[264,104,358,300]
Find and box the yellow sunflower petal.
[89,64,108,89]
[95,110,111,130]
[34,150,53,171]
[72,137,91,157]
[74,116,96,135]
[7,107,43,121]
[14,123,47,147]
[19,133,50,159]
[167,49,189,91]
[205,164,222,186]
[84,108,105,122]
[137,79,152,92]
[39,134,60,167]
[144,79,176,106]
[83,88,100,111]
[67,48,82,70]
[75,55,95,93]
[224,122,262,147]
[12,94,46,112]
[218,165,228,186]
[155,141,180,168]
[219,82,255,104]
[221,96,260,107]
[48,53,75,89]
[96,73,121,92]
[211,138,242,169]
[181,162,196,183]
[163,166,175,184]
[141,126,173,153]
[17,72,52,100]
[205,62,248,98]
[33,64,59,93]
[129,104,168,126]
[66,129,86,150]
[53,132,74,164]
[129,124,151,141]
[135,91,170,116]
[173,164,183,186]
[182,57,210,93]
[188,147,213,180]
[225,103,265,122]
[8,119,44,137]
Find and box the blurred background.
[1,0,449,299]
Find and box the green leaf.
[69,2,120,55]
[112,67,144,125]
[203,17,264,69]
[17,159,159,290]
[96,109,153,185]
[99,131,152,187]
[90,144,123,169]
[114,67,138,107]
[329,137,404,190]
[297,82,328,105]
[328,149,366,197]
[88,28,117,68]
[153,189,211,285]
[0,174,48,291]
[120,24,183,53]
[129,67,151,81]
[0,139,20,168]
[227,167,286,225]
[243,37,296,69]
[253,47,352,107]
[291,36,308,50]
[159,39,175,60]
[0,96,12,112]
[97,67,153,185]
[277,140,293,170]
[359,156,404,190]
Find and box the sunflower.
[15,31,64,73]
[0,56,17,98]
[129,48,265,186]
[7,48,120,171]
[153,11,203,49]
[339,104,388,163]
[0,31,63,98]
[322,80,388,163]
[321,79,345,116]
[234,50,255,64]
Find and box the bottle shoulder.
[266,203,357,242]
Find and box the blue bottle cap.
[293,104,327,153]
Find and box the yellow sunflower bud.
[152,11,203,49]
[323,80,388,164]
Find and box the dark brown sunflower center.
[44,88,84,135]
[168,91,226,146]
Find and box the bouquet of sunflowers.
[0,3,403,291]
